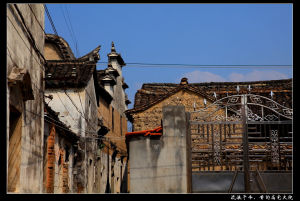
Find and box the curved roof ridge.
[77,45,101,62]
[126,85,214,115]
[45,33,75,60]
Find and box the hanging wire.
[44,4,58,35]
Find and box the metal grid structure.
[188,93,292,192]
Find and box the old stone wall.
[95,147,128,193]
[7,4,45,193]
[132,90,218,131]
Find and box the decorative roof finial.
[236,85,240,94]
[270,90,274,99]
[111,41,116,53]
[180,77,188,85]
[248,85,251,93]
[213,92,217,100]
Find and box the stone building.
[44,33,102,193]
[96,42,130,193]
[126,78,292,132]
[7,4,45,193]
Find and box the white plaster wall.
[45,89,86,137]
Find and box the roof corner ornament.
[248,85,251,93]
[213,92,217,100]
[203,98,207,107]
[270,90,274,99]
[111,41,116,53]
[236,85,240,94]
[180,77,188,85]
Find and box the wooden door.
[8,107,22,192]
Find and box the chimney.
[180,77,188,85]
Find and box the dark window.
[65,145,70,162]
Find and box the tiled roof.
[45,61,97,89]
[45,34,75,60]
[45,33,101,89]
[125,126,162,139]
[125,78,292,115]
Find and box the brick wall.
[46,124,55,193]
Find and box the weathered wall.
[129,106,189,193]
[95,147,128,193]
[7,4,45,193]
[45,89,85,136]
[132,90,215,131]
[44,43,63,60]
[84,77,102,193]
[43,122,75,193]
[97,58,129,193]
[110,60,126,114]
[45,77,99,193]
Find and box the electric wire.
[27,4,47,35]
[64,90,98,134]
[8,11,118,141]
[13,4,47,65]
[97,62,292,69]
[7,45,45,97]
[44,4,58,35]
[60,5,80,58]
[9,4,125,155]
[63,5,80,57]
[7,14,45,71]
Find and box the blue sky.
[44,3,293,109]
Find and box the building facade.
[126,78,292,132]
[97,42,130,193]
[7,4,45,193]
[44,33,102,193]
[43,102,79,193]
[125,78,293,192]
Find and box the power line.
[44,4,58,35]
[97,62,292,69]
[7,45,45,97]
[60,5,80,58]
[27,4,46,35]
[13,4,47,65]
[24,106,126,155]
[64,90,98,133]
[64,5,80,57]
[7,13,45,71]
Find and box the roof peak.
[111,41,116,53]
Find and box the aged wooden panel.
[8,111,22,192]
